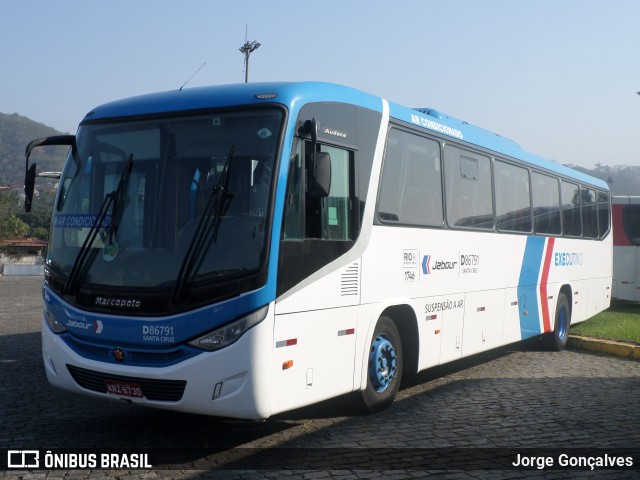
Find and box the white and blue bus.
[25,82,612,419]
[611,196,640,301]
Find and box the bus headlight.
[45,308,67,334]
[188,305,268,351]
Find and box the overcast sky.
[2,0,640,169]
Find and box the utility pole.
[239,26,260,83]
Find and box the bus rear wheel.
[546,292,571,351]
[361,316,403,412]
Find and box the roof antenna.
[179,62,206,91]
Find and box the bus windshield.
[47,108,283,295]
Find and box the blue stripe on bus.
[517,237,545,338]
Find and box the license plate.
[105,380,144,398]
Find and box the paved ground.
[1,276,639,479]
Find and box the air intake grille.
[62,335,196,367]
[67,365,186,402]
[341,262,359,296]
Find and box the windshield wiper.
[108,154,133,242]
[172,147,235,303]
[212,146,235,242]
[63,154,133,294]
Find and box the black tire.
[545,292,571,351]
[361,316,403,412]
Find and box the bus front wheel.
[361,316,403,412]
[546,292,571,351]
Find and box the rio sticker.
[403,249,418,282]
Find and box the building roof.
[0,237,48,248]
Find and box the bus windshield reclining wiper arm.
[63,154,133,295]
[172,146,235,304]
[108,154,133,243]
[211,146,235,242]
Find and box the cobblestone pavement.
[1,276,639,479]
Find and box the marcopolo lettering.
[95,297,142,309]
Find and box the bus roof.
[83,81,608,191]
[82,82,383,122]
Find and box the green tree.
[0,213,30,238]
[30,226,49,240]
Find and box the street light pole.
[239,37,261,83]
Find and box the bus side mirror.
[24,163,37,213]
[23,135,74,212]
[299,118,331,197]
[307,151,331,198]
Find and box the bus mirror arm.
[301,117,319,167]
[300,118,331,198]
[23,135,75,212]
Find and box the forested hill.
[568,163,640,197]
[0,112,67,186]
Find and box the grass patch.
[570,301,640,344]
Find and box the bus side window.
[377,128,443,227]
[532,171,561,235]
[581,187,598,238]
[597,191,610,239]
[495,160,532,233]
[623,204,640,245]
[444,146,493,229]
[283,142,354,241]
[305,145,354,241]
[561,181,582,237]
